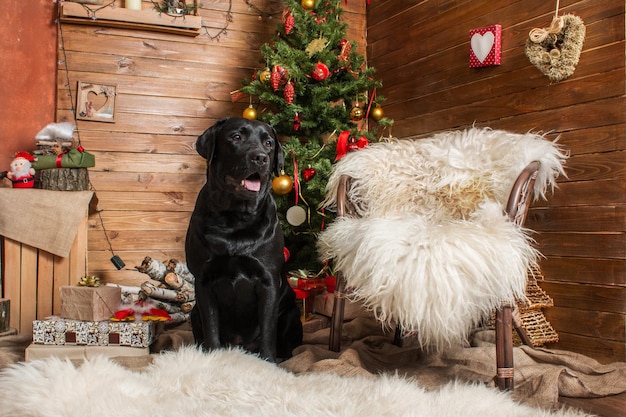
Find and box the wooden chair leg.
[329,272,347,352]
[495,304,515,391]
[512,305,534,346]
[393,325,403,347]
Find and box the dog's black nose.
[252,152,269,165]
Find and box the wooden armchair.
[317,128,568,391]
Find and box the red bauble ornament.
[284,80,295,104]
[347,136,360,151]
[283,247,290,262]
[293,113,301,131]
[303,165,316,182]
[311,62,330,81]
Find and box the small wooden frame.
[76,81,117,123]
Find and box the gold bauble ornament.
[349,106,364,121]
[259,68,271,84]
[370,105,384,121]
[301,0,315,11]
[272,170,293,195]
[243,105,257,120]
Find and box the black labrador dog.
[185,117,302,362]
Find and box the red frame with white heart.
[469,25,502,68]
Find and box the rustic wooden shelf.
[60,2,202,37]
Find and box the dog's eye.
[264,139,274,148]
[231,133,242,142]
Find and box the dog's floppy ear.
[270,125,284,176]
[196,118,230,162]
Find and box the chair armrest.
[506,161,540,226]
[336,175,356,218]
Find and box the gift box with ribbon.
[60,285,121,322]
[31,147,95,170]
[32,316,154,348]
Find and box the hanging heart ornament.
[525,14,585,82]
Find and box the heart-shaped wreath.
[525,14,585,82]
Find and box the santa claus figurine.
[7,151,36,188]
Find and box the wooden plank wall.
[367,0,625,363]
[56,1,366,286]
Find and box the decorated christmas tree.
[234,0,393,275]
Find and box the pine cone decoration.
[271,65,282,91]
[283,9,295,35]
[284,80,295,104]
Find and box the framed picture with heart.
[469,24,502,68]
[76,81,117,123]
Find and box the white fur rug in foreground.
[0,347,590,417]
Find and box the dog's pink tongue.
[244,179,261,192]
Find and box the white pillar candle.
[125,0,142,10]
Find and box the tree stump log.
[38,168,90,191]
[0,298,9,333]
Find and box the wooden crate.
[1,214,88,335]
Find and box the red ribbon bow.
[335,131,369,161]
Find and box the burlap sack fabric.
[279,317,626,409]
[0,188,93,257]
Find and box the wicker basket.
[486,265,559,347]
[518,264,554,309]
[515,309,559,346]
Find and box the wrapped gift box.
[313,290,373,321]
[60,285,121,322]
[25,343,150,362]
[32,317,153,348]
[288,275,327,291]
[293,288,316,322]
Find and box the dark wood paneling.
[549,332,625,364]
[527,206,626,232]
[545,306,625,340]
[534,232,626,259]
[540,257,626,286]
[539,281,624,314]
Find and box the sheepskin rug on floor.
[0,346,590,417]
[318,128,568,351]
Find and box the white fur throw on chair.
[317,128,568,351]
